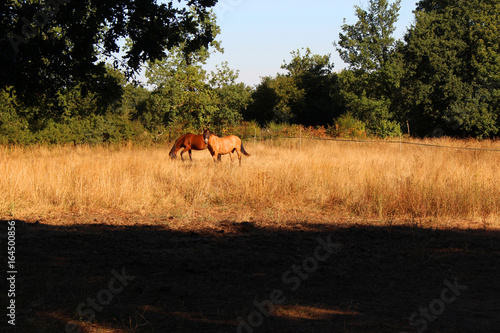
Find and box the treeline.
[1,0,498,144]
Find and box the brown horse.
[169,133,222,162]
[203,128,250,165]
[169,133,208,161]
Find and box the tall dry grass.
[1,138,499,226]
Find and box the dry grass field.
[1,138,499,226]
[1,138,500,333]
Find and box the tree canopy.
[141,33,251,132]
[401,0,500,137]
[335,0,403,137]
[245,48,339,126]
[1,0,500,143]
[1,0,218,105]
[336,0,401,72]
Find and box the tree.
[1,0,218,108]
[336,0,401,72]
[0,88,33,144]
[282,48,340,126]
[335,0,403,137]
[243,76,280,125]
[245,74,305,125]
[401,0,500,137]
[208,62,252,129]
[142,45,213,130]
[245,48,339,126]
[141,26,249,132]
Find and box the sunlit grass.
[1,138,499,227]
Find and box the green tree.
[142,21,248,132]
[282,48,340,126]
[335,0,403,137]
[246,48,339,126]
[144,45,214,129]
[244,74,304,125]
[209,62,252,129]
[1,0,218,108]
[118,83,151,121]
[336,0,401,71]
[401,0,500,138]
[243,76,280,125]
[0,89,33,144]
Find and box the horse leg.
[210,151,219,162]
[180,147,190,162]
[188,149,193,161]
[236,149,242,166]
[213,152,220,163]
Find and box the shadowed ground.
[1,217,499,333]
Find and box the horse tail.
[240,142,251,156]
[169,136,182,158]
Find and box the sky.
[201,0,418,87]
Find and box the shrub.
[370,119,402,138]
[331,113,367,138]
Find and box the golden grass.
[1,138,499,227]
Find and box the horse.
[169,133,208,161]
[169,133,222,162]
[202,128,250,165]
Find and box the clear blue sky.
[203,0,417,87]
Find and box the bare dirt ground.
[1,213,499,333]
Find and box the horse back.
[190,134,207,150]
[213,135,239,154]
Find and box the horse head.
[202,128,211,144]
